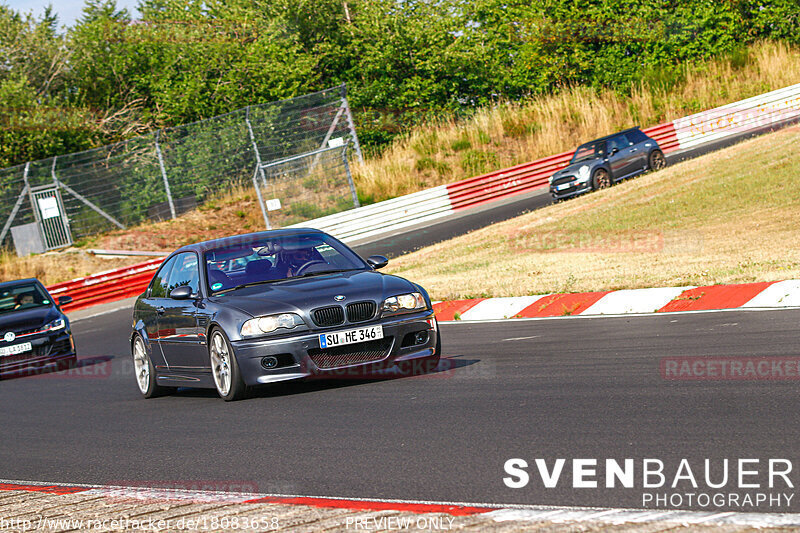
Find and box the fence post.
[342,144,360,208]
[0,163,31,245]
[155,130,177,219]
[245,106,271,230]
[340,84,364,163]
[51,156,74,245]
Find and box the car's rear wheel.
[209,328,247,401]
[132,334,171,398]
[649,150,666,170]
[397,332,441,376]
[592,168,611,190]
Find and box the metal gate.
[30,185,73,250]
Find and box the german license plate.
[556,182,571,191]
[0,342,32,357]
[319,325,383,349]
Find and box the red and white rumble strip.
[432,280,800,321]
[3,479,800,530]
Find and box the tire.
[396,332,441,376]
[209,328,248,401]
[132,334,171,398]
[648,150,666,171]
[592,168,611,190]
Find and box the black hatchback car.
[0,278,76,378]
[549,127,666,200]
[131,229,441,401]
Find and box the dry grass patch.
[0,250,147,286]
[386,127,800,300]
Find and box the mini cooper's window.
[608,134,631,152]
[165,252,200,297]
[571,141,605,163]
[204,233,367,293]
[0,282,51,315]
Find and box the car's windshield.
[204,233,367,293]
[571,140,605,164]
[0,282,52,315]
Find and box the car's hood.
[209,270,417,317]
[552,158,603,178]
[0,306,60,335]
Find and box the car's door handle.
[156,306,166,315]
[630,148,638,152]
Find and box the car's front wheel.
[209,328,247,401]
[132,334,171,398]
[592,168,611,190]
[648,150,666,170]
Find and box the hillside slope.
[386,127,800,300]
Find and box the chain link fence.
[0,84,362,255]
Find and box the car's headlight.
[382,292,427,315]
[548,174,556,185]
[241,313,303,337]
[41,318,65,332]
[576,165,590,182]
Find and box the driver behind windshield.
[276,246,323,278]
[14,293,35,309]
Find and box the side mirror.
[610,147,619,155]
[366,255,389,269]
[170,285,194,300]
[57,295,73,306]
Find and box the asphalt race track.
[2,306,800,513]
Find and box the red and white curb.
[3,479,800,528]
[432,280,800,321]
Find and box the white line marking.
[502,335,540,342]
[460,296,544,321]
[439,305,800,324]
[583,286,690,315]
[743,280,800,307]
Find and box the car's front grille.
[312,306,345,327]
[552,176,575,187]
[307,337,393,369]
[0,326,39,342]
[346,301,375,323]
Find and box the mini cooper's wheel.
[397,332,441,376]
[648,150,666,170]
[209,328,247,401]
[132,334,170,398]
[592,168,611,190]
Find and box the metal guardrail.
[47,83,800,312]
[47,258,164,313]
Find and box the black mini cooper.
[549,127,666,200]
[131,229,441,401]
[0,278,76,378]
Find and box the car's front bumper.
[550,177,592,200]
[231,311,438,386]
[0,331,76,378]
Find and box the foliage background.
[1,0,799,167]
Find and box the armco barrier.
[48,83,800,312]
[291,121,678,238]
[297,82,799,242]
[46,258,163,313]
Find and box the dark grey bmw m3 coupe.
[131,229,441,400]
